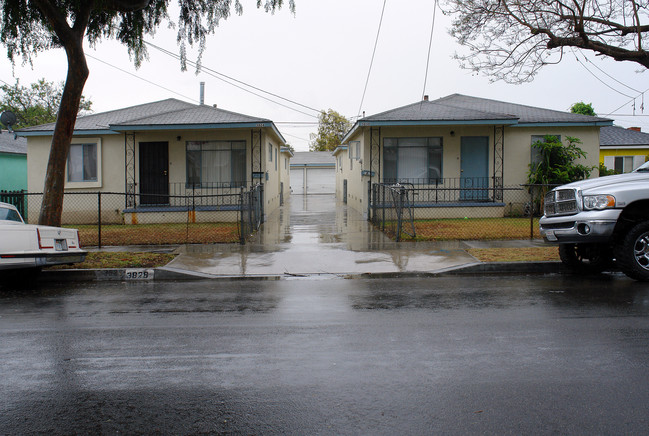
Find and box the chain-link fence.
[370,181,556,241]
[239,183,264,244]
[14,186,266,247]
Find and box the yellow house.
[19,99,292,224]
[600,125,649,173]
[335,94,612,219]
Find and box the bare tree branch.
[443,0,649,83]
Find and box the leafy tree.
[309,109,352,152]
[528,135,594,186]
[527,135,594,213]
[444,0,649,83]
[0,79,92,128]
[570,102,596,116]
[0,0,294,226]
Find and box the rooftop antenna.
[200,82,205,105]
[0,111,17,139]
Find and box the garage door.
[290,167,335,195]
[290,168,305,194]
[305,168,335,194]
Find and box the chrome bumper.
[539,210,621,244]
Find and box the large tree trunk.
[38,38,89,226]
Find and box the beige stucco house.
[334,94,612,219]
[20,99,292,224]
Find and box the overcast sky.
[2,0,648,151]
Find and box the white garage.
[290,152,336,195]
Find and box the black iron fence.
[383,177,500,203]
[370,181,556,241]
[12,186,265,247]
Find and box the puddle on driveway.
[170,194,477,276]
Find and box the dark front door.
[139,142,169,205]
[460,136,489,201]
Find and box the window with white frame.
[68,142,98,182]
[269,143,273,162]
[604,155,645,173]
[186,141,246,187]
[383,137,442,183]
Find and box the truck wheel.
[616,221,649,281]
[558,243,612,274]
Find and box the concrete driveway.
[164,194,489,278]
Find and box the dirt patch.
[411,218,541,240]
[468,247,559,262]
[48,252,177,269]
[75,223,240,246]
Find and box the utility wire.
[86,53,199,103]
[602,84,649,116]
[421,0,438,101]
[145,41,320,118]
[357,0,387,118]
[571,49,635,99]
[573,50,642,94]
[282,131,311,142]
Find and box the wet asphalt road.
[1,274,649,435]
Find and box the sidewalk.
[159,194,552,279]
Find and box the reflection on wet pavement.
[167,194,477,277]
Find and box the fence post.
[381,185,386,231]
[530,185,535,240]
[97,192,102,249]
[240,187,245,245]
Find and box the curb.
[38,261,570,282]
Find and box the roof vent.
[423,95,429,101]
[629,127,642,132]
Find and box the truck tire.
[616,221,649,281]
[558,243,612,274]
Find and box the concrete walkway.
[163,194,546,279]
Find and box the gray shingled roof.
[0,131,27,155]
[290,151,335,166]
[600,125,649,147]
[362,94,612,125]
[18,98,272,133]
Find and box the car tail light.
[36,228,54,249]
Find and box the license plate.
[546,231,558,242]
[55,239,68,251]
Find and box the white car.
[0,201,86,272]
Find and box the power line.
[604,85,649,115]
[421,0,438,101]
[357,0,387,118]
[575,50,642,94]
[86,53,199,103]
[282,132,311,142]
[571,49,635,99]
[145,42,320,118]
